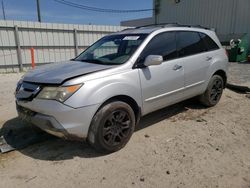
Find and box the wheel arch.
[97,95,141,125]
[87,95,141,146]
[212,69,227,88]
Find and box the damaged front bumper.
[16,99,100,140]
[17,104,68,139]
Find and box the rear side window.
[199,33,220,51]
[140,32,178,61]
[177,31,207,58]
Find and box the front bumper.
[16,99,100,140]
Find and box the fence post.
[73,29,79,57]
[14,25,23,72]
[31,48,35,69]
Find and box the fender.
[64,69,143,109]
[203,58,228,91]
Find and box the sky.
[1,0,153,25]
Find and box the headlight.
[37,84,82,102]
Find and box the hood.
[23,60,114,84]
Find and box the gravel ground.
[228,62,250,86]
[0,70,250,188]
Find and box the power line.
[54,0,154,13]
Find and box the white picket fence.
[0,20,127,72]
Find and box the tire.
[199,75,224,107]
[87,101,136,153]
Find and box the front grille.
[22,82,40,92]
[17,105,36,116]
[16,104,37,121]
[15,82,41,101]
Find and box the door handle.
[173,64,182,71]
[206,56,213,61]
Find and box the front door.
[137,32,185,115]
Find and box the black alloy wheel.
[199,75,224,107]
[88,101,136,153]
[102,110,132,147]
[210,78,223,103]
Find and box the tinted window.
[75,34,147,65]
[125,40,142,54]
[199,33,219,51]
[177,31,207,57]
[139,32,177,61]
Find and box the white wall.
[0,20,127,72]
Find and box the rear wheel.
[199,75,224,107]
[88,101,135,153]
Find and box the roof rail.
[134,23,211,30]
[134,23,179,29]
[120,28,135,32]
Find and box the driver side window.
[139,32,178,63]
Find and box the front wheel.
[87,101,136,153]
[199,75,224,107]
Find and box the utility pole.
[36,0,41,22]
[154,0,160,24]
[1,0,6,20]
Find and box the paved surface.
[228,62,250,86]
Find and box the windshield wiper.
[77,59,120,66]
[78,59,104,64]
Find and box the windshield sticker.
[123,36,140,40]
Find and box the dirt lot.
[0,73,250,188]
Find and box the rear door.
[137,32,185,115]
[176,31,210,97]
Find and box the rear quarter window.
[199,33,220,51]
[177,31,207,58]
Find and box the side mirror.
[143,55,163,67]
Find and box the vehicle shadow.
[0,98,206,160]
[135,98,205,132]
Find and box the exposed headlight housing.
[37,84,82,102]
[15,78,23,93]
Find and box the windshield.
[75,34,148,65]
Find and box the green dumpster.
[219,33,249,62]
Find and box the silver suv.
[15,24,228,152]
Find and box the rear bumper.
[16,99,100,140]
